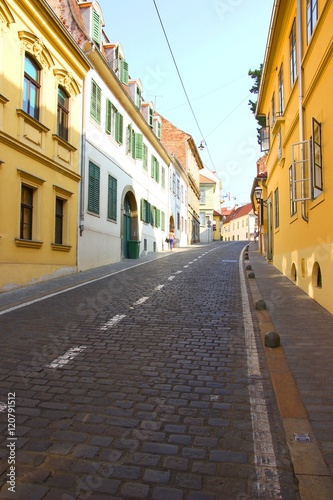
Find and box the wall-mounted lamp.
[254,186,266,206]
[0,160,5,165]
[198,141,205,150]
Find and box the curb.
[244,245,333,500]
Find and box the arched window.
[23,54,40,119]
[57,86,69,141]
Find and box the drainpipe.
[79,42,95,239]
[296,0,308,222]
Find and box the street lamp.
[254,186,263,203]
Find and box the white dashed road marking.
[133,297,149,306]
[99,314,126,331]
[45,346,87,370]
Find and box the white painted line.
[133,297,149,306]
[0,402,7,413]
[188,262,193,265]
[99,314,126,331]
[155,284,164,291]
[239,248,282,499]
[168,276,175,281]
[175,270,182,275]
[45,346,87,369]
[183,265,189,268]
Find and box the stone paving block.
[0,484,49,499]
[152,486,184,500]
[120,482,150,499]
[143,468,171,483]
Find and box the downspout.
[296,0,308,222]
[79,42,95,240]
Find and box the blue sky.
[97,0,273,206]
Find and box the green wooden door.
[123,195,131,258]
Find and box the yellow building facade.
[0,0,90,290]
[255,0,333,313]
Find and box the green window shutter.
[143,144,148,171]
[149,107,153,127]
[140,198,145,221]
[127,124,132,154]
[106,99,112,134]
[116,112,123,144]
[88,161,100,214]
[131,129,136,158]
[156,209,161,228]
[155,161,160,183]
[92,10,101,45]
[161,211,165,231]
[161,166,165,188]
[135,134,143,160]
[108,175,117,221]
[90,80,101,123]
[151,155,155,178]
[120,60,129,84]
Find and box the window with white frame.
[278,64,284,115]
[311,117,323,196]
[307,0,318,43]
[90,80,101,124]
[289,166,297,216]
[289,19,297,87]
[105,99,123,144]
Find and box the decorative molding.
[51,243,72,252]
[18,31,54,69]
[54,69,81,97]
[0,0,15,28]
[15,238,43,249]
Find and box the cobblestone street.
[0,242,299,499]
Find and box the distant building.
[199,167,223,243]
[222,204,257,241]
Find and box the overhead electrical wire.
[152,0,216,169]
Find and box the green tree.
[248,65,266,145]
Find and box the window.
[107,175,117,221]
[105,99,123,144]
[90,80,101,124]
[311,118,323,194]
[274,187,279,228]
[161,166,165,188]
[307,0,318,43]
[289,166,297,216]
[200,191,205,203]
[127,124,143,159]
[55,198,64,244]
[88,161,100,214]
[143,144,148,171]
[151,155,159,182]
[57,87,69,141]
[92,10,101,46]
[289,19,297,87]
[23,54,40,120]
[172,173,176,193]
[278,65,284,115]
[177,179,180,199]
[119,60,129,85]
[20,185,33,240]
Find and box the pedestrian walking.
[168,228,175,251]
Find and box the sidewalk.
[247,244,333,499]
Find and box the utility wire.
[152,1,210,161]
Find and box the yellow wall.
[0,0,90,290]
[256,0,333,313]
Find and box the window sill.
[51,243,72,252]
[15,238,43,249]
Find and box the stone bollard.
[264,331,280,348]
[248,271,255,279]
[255,299,266,310]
